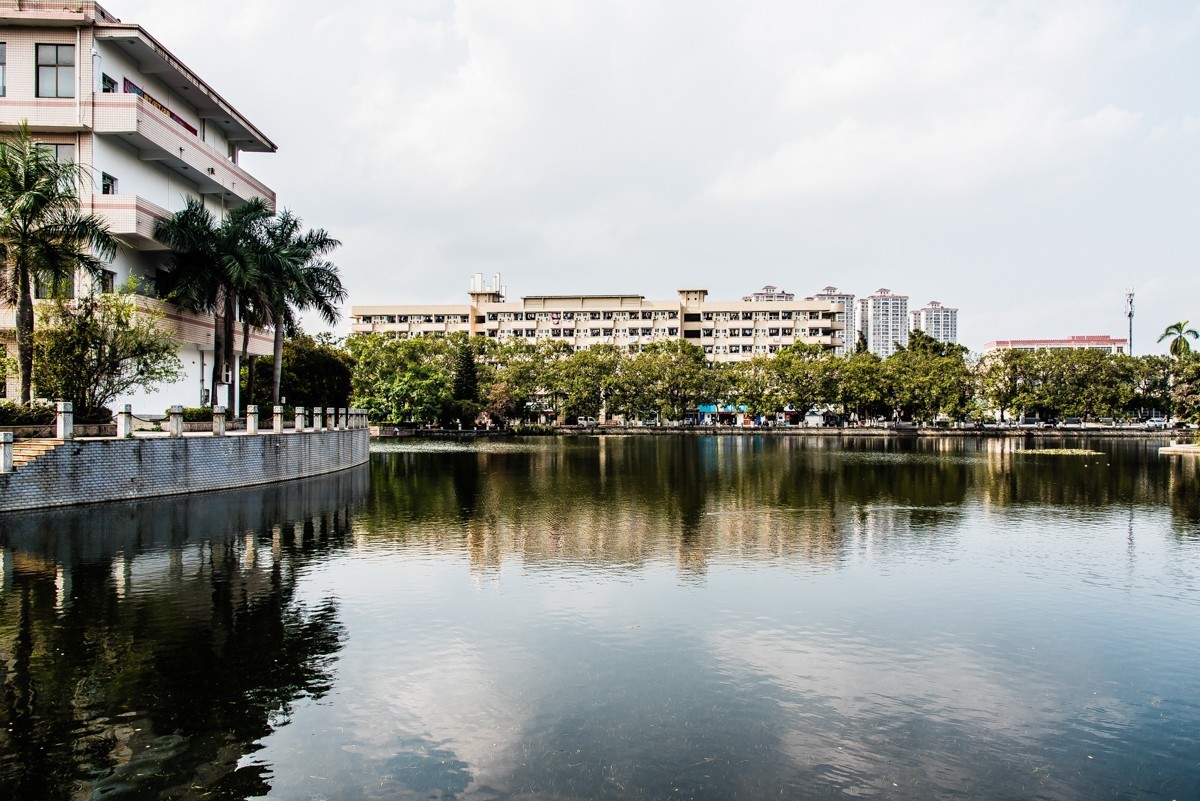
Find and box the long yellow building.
[351,274,846,363]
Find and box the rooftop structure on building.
[910,300,958,346]
[742,285,794,302]
[811,286,856,355]
[351,274,848,363]
[857,288,909,358]
[983,335,1128,355]
[0,0,277,409]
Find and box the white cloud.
[110,0,1200,349]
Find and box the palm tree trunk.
[224,292,237,411]
[211,286,226,408]
[272,311,285,405]
[15,270,34,405]
[241,317,252,413]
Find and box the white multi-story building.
[0,1,276,410]
[352,275,847,363]
[742,285,794,302]
[983,336,1127,355]
[856,288,909,358]
[812,286,855,355]
[910,301,958,346]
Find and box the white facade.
[0,1,277,411]
[857,289,909,358]
[910,301,958,345]
[812,286,856,355]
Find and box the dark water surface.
[2,436,1200,800]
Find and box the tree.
[774,343,833,419]
[1172,354,1200,423]
[246,333,353,411]
[551,344,622,422]
[830,350,885,422]
[613,340,714,423]
[884,334,973,423]
[258,211,345,405]
[979,349,1034,423]
[0,122,118,404]
[729,355,784,418]
[1158,321,1199,360]
[449,337,481,425]
[345,333,452,423]
[154,197,273,410]
[31,289,183,417]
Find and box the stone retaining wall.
[0,428,370,512]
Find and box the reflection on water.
[3,437,1200,800]
[0,467,368,800]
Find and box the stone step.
[8,439,65,471]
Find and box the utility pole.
[1125,288,1135,355]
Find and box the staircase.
[10,439,65,470]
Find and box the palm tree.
[154,197,272,409]
[259,211,345,405]
[0,122,118,404]
[1158,321,1199,360]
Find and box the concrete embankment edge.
[0,429,370,513]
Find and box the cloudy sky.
[117,0,1199,352]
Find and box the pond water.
[2,436,1200,800]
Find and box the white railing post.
[336,408,346,431]
[0,432,12,473]
[294,407,306,433]
[327,407,336,432]
[273,405,284,434]
[213,406,227,437]
[56,402,74,440]
[247,405,259,435]
[116,404,133,438]
[169,405,184,438]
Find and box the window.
[0,44,6,97]
[101,73,117,93]
[101,173,118,195]
[0,344,5,397]
[100,270,116,293]
[34,273,74,300]
[40,143,75,163]
[36,44,75,98]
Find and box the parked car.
[577,417,599,428]
[1144,417,1169,430]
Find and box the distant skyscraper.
[857,289,909,358]
[813,286,855,355]
[910,301,958,345]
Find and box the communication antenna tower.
[1124,288,1135,355]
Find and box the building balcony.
[92,93,274,208]
[90,193,171,251]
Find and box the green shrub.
[0,401,54,426]
[167,407,232,422]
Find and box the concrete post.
[294,407,306,433]
[338,408,347,431]
[273,405,284,434]
[247,405,259,435]
[0,432,13,473]
[116,404,133,438]
[314,407,324,433]
[327,408,337,432]
[213,406,227,437]
[56,402,74,440]
[169,405,184,438]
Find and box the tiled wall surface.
[0,429,370,512]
